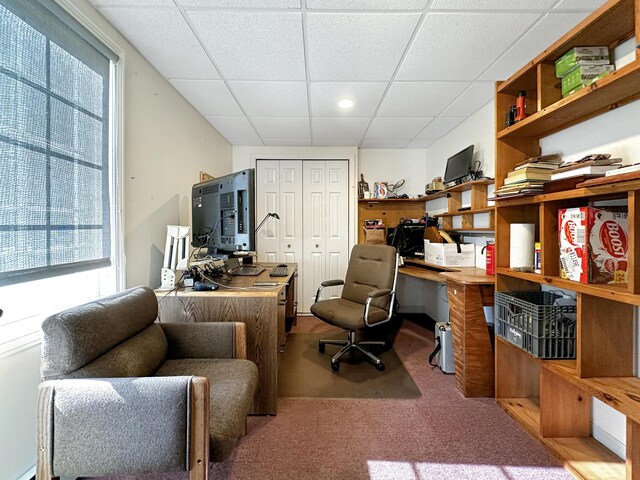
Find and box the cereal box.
[558,207,628,284]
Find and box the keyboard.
[269,265,288,277]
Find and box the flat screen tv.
[443,144,474,185]
[191,169,255,255]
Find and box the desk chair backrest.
[342,244,397,311]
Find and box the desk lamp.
[159,225,190,290]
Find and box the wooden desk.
[155,263,297,415]
[399,259,495,398]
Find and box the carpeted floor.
[89,317,572,480]
[278,332,421,399]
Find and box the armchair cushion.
[41,286,159,380]
[310,297,389,330]
[161,322,242,359]
[155,358,259,462]
[54,324,167,380]
[39,376,193,477]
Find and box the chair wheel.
[331,362,339,371]
[318,342,325,353]
[376,362,385,371]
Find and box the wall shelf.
[425,180,494,231]
[494,1,640,478]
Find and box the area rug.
[278,332,421,399]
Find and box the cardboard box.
[555,46,610,77]
[424,241,475,267]
[561,64,614,95]
[558,207,628,284]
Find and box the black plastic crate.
[494,291,576,359]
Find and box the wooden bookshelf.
[424,180,494,231]
[357,197,426,244]
[493,1,640,478]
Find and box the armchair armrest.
[161,322,248,359]
[36,376,209,479]
[315,279,345,303]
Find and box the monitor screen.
[443,145,474,184]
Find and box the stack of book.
[550,155,622,180]
[491,154,562,198]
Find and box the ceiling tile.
[90,1,173,6]
[178,0,300,7]
[205,116,259,139]
[480,12,590,81]
[396,12,540,81]
[405,138,436,148]
[415,117,465,139]
[313,138,361,146]
[312,117,371,139]
[306,0,428,9]
[306,12,421,81]
[365,117,433,139]
[554,0,606,8]
[440,82,494,116]
[170,80,243,116]
[263,139,313,146]
[227,138,264,146]
[229,81,308,116]
[361,139,411,148]
[251,117,310,139]
[430,0,555,9]
[310,82,387,117]
[378,82,469,116]
[188,11,305,80]
[96,7,219,79]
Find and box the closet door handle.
[287,244,291,248]
[315,244,319,248]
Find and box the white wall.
[425,102,496,180]
[358,149,427,198]
[0,1,232,478]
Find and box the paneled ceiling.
[88,0,605,148]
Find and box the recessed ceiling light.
[338,98,354,109]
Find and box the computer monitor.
[191,169,255,255]
[444,145,474,185]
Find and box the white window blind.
[0,0,118,287]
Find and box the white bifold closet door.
[256,159,349,313]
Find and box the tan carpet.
[278,332,421,399]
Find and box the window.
[0,0,122,354]
[0,0,117,286]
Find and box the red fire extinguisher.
[483,242,495,275]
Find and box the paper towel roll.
[510,223,535,270]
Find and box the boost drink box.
[558,207,628,284]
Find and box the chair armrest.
[160,322,248,359]
[367,288,392,299]
[315,279,345,303]
[36,376,209,478]
[364,289,394,327]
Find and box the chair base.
[319,331,386,371]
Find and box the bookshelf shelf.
[494,1,640,478]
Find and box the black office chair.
[310,244,399,371]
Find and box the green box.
[562,84,585,98]
[555,46,610,78]
[561,64,614,95]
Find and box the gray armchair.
[36,286,258,480]
[310,244,399,371]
